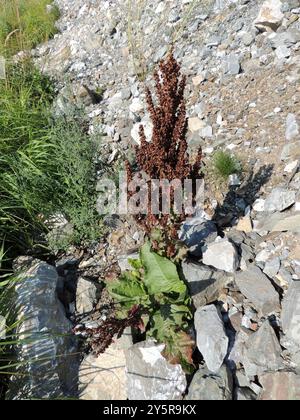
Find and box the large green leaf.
[106,271,150,311]
[140,242,187,298]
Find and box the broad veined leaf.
[140,242,187,298]
[107,272,150,310]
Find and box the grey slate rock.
[243,320,283,377]
[195,305,229,373]
[182,260,232,308]
[76,277,101,315]
[186,365,233,400]
[235,266,280,315]
[263,256,281,278]
[179,217,218,257]
[224,54,241,75]
[264,187,296,212]
[281,280,300,350]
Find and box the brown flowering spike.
[126,52,202,233]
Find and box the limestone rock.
[235,266,280,315]
[182,260,232,308]
[264,188,296,212]
[125,340,186,400]
[202,237,240,273]
[195,305,229,373]
[179,217,218,257]
[79,340,129,400]
[186,365,233,400]
[254,0,284,31]
[286,113,299,141]
[281,280,300,350]
[76,277,101,315]
[243,321,283,377]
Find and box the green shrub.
[0,0,60,57]
[212,150,241,179]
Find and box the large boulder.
[8,258,78,400]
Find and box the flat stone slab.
[194,305,228,373]
[256,213,300,234]
[264,188,296,212]
[185,365,233,401]
[182,260,232,308]
[281,280,300,349]
[235,266,280,316]
[125,340,186,400]
[259,372,300,400]
[79,346,127,400]
[202,237,240,273]
[243,321,283,377]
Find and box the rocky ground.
[9,0,300,400]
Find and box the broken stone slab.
[224,53,241,75]
[243,320,283,377]
[286,113,299,142]
[182,260,232,308]
[194,305,229,373]
[8,258,78,400]
[179,217,218,257]
[202,237,240,273]
[188,117,206,133]
[117,251,139,272]
[259,372,300,400]
[228,329,253,370]
[185,365,233,400]
[125,340,186,400]
[235,266,280,316]
[254,0,284,32]
[264,187,296,212]
[269,29,300,49]
[271,213,300,232]
[281,280,300,351]
[76,277,101,315]
[263,256,281,278]
[79,331,132,400]
[257,212,300,233]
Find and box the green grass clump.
[0,61,103,255]
[0,0,60,57]
[212,150,241,180]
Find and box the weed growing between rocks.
[212,150,241,180]
[83,53,203,372]
[126,52,202,237]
